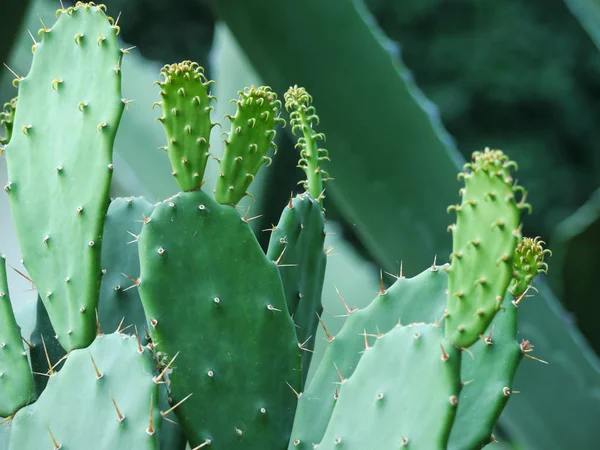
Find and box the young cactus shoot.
[285,86,331,202]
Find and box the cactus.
[318,323,461,449]
[0,4,554,449]
[98,197,154,333]
[9,332,163,449]
[448,236,551,449]
[154,62,216,192]
[215,86,285,205]
[445,148,529,348]
[266,192,327,385]
[0,255,36,417]
[3,2,125,351]
[137,190,301,449]
[289,265,448,449]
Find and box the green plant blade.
[564,0,600,49]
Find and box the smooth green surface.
[290,265,448,449]
[267,193,326,385]
[318,323,461,449]
[99,197,154,334]
[551,188,600,352]
[446,150,522,347]
[564,0,600,49]
[449,301,522,450]
[138,190,301,449]
[4,4,124,351]
[209,0,463,275]
[156,61,215,191]
[0,255,35,416]
[9,332,162,449]
[215,86,283,205]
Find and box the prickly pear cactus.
[3,2,125,351]
[215,86,285,205]
[448,236,551,449]
[318,323,461,449]
[267,193,327,385]
[289,265,448,449]
[9,332,163,449]
[445,148,529,348]
[137,190,301,449]
[0,255,35,417]
[154,61,216,191]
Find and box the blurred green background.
[2,0,600,448]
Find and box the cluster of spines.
[511,236,552,300]
[154,61,217,191]
[284,86,331,202]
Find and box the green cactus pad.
[155,61,216,191]
[4,2,125,351]
[449,238,549,449]
[266,192,326,385]
[445,148,527,348]
[284,86,331,200]
[138,190,301,449]
[0,255,36,417]
[289,265,448,449]
[510,236,551,298]
[0,97,17,146]
[215,86,284,205]
[99,197,154,333]
[448,301,523,450]
[9,332,162,449]
[317,323,461,449]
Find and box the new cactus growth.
[155,62,216,191]
[445,148,529,348]
[510,236,551,298]
[215,86,285,205]
[449,236,550,449]
[0,4,554,449]
[3,2,124,351]
[0,97,17,147]
[284,86,331,201]
[0,255,35,417]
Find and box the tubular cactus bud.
[0,97,17,149]
[154,61,216,191]
[284,86,331,203]
[510,236,551,299]
[445,148,526,348]
[215,86,285,205]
